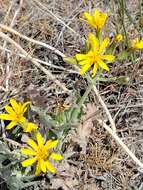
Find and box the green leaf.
[117,50,129,60]
[63,57,77,64]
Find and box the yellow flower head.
[21,132,63,175]
[115,34,123,42]
[0,98,30,130]
[131,38,143,49]
[82,9,108,31]
[76,33,115,76]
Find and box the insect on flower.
[76,33,115,76]
[21,132,63,175]
[81,9,108,31]
[0,98,30,130]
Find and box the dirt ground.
[0,0,143,189]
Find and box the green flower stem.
[71,81,94,122]
[96,30,103,42]
[119,0,129,47]
[71,71,102,122]
[107,41,116,54]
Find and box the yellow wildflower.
[82,9,108,31]
[23,122,38,133]
[21,132,63,175]
[131,38,143,49]
[76,33,115,76]
[0,98,30,130]
[115,34,123,42]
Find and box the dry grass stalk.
[93,85,116,132]
[0,31,69,93]
[98,119,143,169]
[0,24,66,58]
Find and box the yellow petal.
[93,10,108,30]
[45,160,56,173]
[21,157,37,167]
[21,148,37,155]
[76,54,88,61]
[83,12,93,22]
[35,161,41,175]
[99,38,110,53]
[28,138,38,151]
[88,33,99,50]
[78,59,91,66]
[4,105,16,115]
[39,159,46,173]
[21,101,31,113]
[80,63,92,75]
[10,99,19,113]
[19,116,27,124]
[49,153,63,161]
[24,122,38,133]
[102,13,108,22]
[101,55,115,61]
[6,121,17,129]
[36,132,44,147]
[93,9,100,19]
[137,41,143,49]
[81,12,95,28]
[98,60,110,71]
[92,63,98,76]
[45,140,59,150]
[0,114,14,120]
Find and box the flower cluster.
[0,99,63,175]
[71,9,143,76]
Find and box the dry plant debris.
[0,0,143,190]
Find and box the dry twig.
[0,24,66,58]
[93,84,116,132]
[0,31,69,93]
[98,119,143,169]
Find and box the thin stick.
[93,85,116,132]
[0,24,66,58]
[0,46,78,74]
[2,0,23,91]
[98,119,143,169]
[33,0,79,36]
[3,137,22,147]
[0,31,70,93]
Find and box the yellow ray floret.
[0,98,30,130]
[76,33,115,76]
[131,38,143,49]
[21,132,63,175]
[23,122,38,133]
[82,9,108,31]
